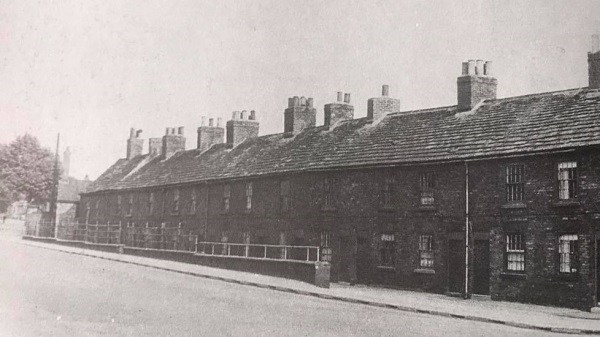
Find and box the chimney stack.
[149,138,162,156]
[162,126,186,159]
[227,110,260,147]
[457,59,497,111]
[324,91,354,128]
[62,147,71,178]
[589,34,600,89]
[197,116,225,152]
[284,96,316,136]
[367,85,401,120]
[126,127,144,160]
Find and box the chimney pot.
[240,110,247,120]
[249,110,256,120]
[209,118,214,127]
[344,93,351,104]
[217,117,222,127]
[484,61,493,76]
[300,96,307,106]
[476,60,484,75]
[337,92,343,102]
[165,127,170,135]
[136,129,143,138]
[293,96,299,106]
[178,127,184,135]
[382,85,389,97]
[461,62,469,75]
[468,60,476,75]
[307,97,314,107]
[129,128,136,139]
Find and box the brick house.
[79,36,600,310]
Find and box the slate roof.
[85,87,600,194]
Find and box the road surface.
[0,221,568,336]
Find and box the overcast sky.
[1,0,599,180]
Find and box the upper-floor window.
[418,234,434,269]
[223,185,231,213]
[148,192,154,215]
[126,194,133,217]
[420,172,435,205]
[506,164,524,202]
[558,162,577,200]
[172,189,180,214]
[382,177,394,207]
[506,233,525,272]
[189,189,197,215]
[245,182,253,211]
[380,233,396,267]
[280,180,291,212]
[324,177,335,207]
[559,234,578,273]
[116,195,122,216]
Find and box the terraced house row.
[80,35,600,310]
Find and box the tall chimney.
[589,34,600,89]
[457,59,497,111]
[284,96,316,136]
[367,85,401,120]
[227,111,260,147]
[197,117,225,152]
[162,126,186,159]
[126,127,144,160]
[324,91,354,128]
[62,147,71,178]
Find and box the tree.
[0,134,58,211]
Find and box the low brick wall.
[124,247,329,287]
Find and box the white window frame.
[418,234,434,269]
[558,162,577,200]
[506,233,525,272]
[559,234,578,273]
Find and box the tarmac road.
[0,222,571,336]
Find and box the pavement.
[3,220,600,335]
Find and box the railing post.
[211,243,215,255]
[195,235,198,253]
[317,247,320,262]
[306,247,310,262]
[227,244,231,256]
[284,247,288,260]
[264,246,267,259]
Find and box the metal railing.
[25,220,321,263]
[196,242,320,262]
[123,224,197,252]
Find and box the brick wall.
[457,76,497,111]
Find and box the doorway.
[473,239,490,295]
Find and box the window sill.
[418,205,436,212]
[500,272,527,280]
[554,273,580,282]
[376,266,396,271]
[552,201,580,208]
[413,268,435,275]
[501,202,527,209]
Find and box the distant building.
[80,35,600,310]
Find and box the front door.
[473,239,490,295]
[448,240,464,293]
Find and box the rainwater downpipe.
[464,161,470,299]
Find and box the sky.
[0,0,599,180]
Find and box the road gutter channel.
[17,240,600,336]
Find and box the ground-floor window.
[380,233,395,267]
[559,234,578,273]
[506,233,525,272]
[418,234,434,268]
